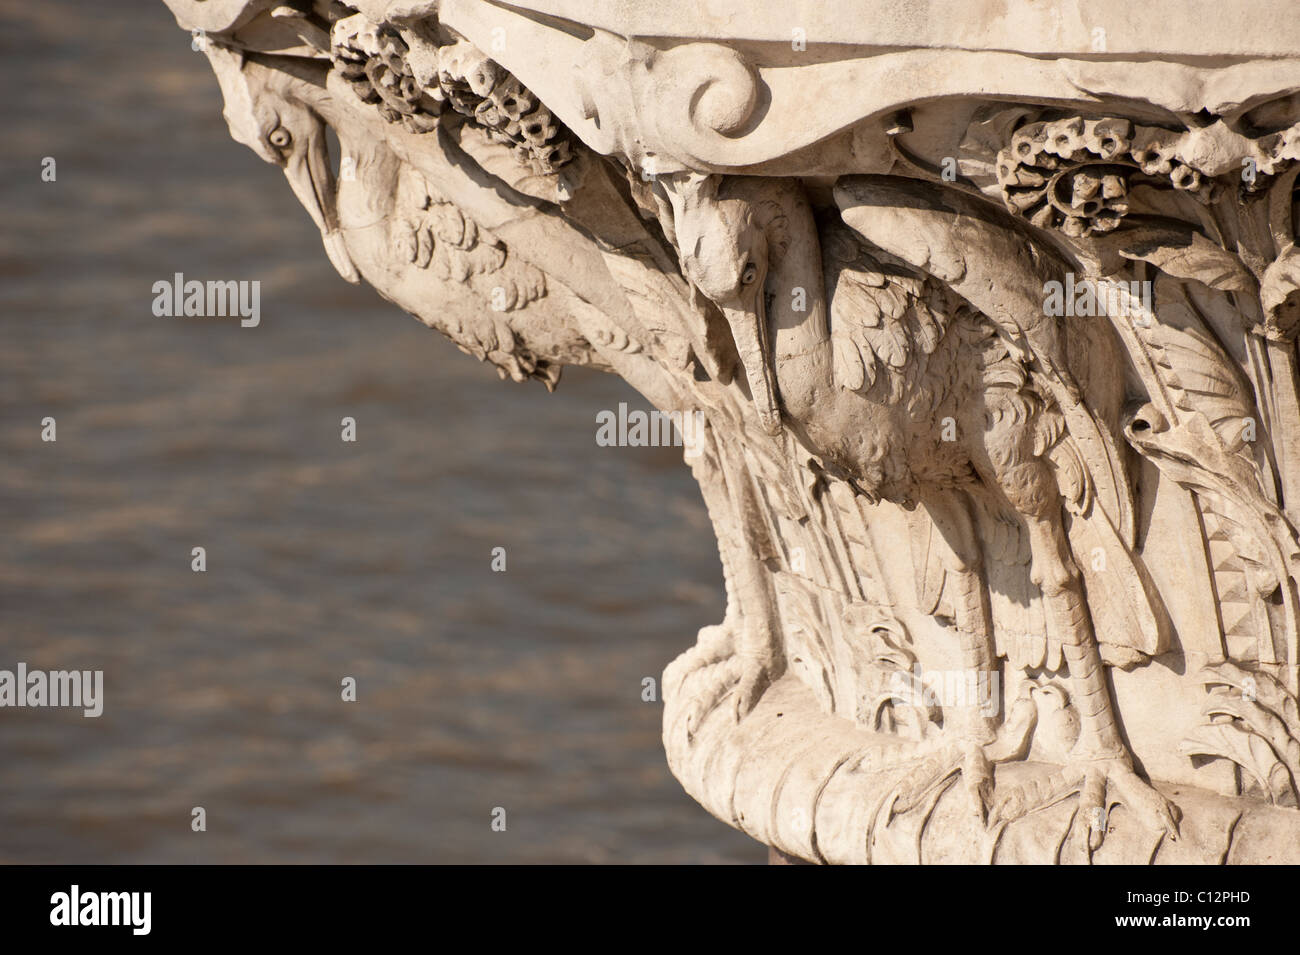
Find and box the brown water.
[0,0,759,863]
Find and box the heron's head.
[671,180,792,434]
[206,45,359,283]
[681,197,771,311]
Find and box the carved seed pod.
[1010,121,1050,163]
[494,80,533,122]
[1132,146,1174,175]
[1045,163,1132,235]
[1084,117,1133,159]
[1170,163,1202,191]
[997,114,1227,236]
[433,38,575,175]
[466,59,500,97]
[1043,116,1087,158]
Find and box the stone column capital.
[162,0,1300,863]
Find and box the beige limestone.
[162,0,1300,863]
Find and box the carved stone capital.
[163,0,1300,863]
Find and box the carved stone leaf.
[1151,330,1253,446]
[957,105,1040,199]
[1200,662,1300,743]
[1260,245,1300,339]
[1179,723,1297,804]
[1117,277,1255,447]
[1117,227,1256,293]
[1202,695,1300,778]
[448,118,570,204]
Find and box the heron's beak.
[721,295,782,436]
[284,126,360,284]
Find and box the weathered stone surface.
[162,0,1300,863]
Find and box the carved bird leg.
[993,505,1182,847]
[716,441,785,721]
[887,564,998,820]
[891,493,1036,820]
[727,535,782,722]
[668,426,783,740]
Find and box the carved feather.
[824,223,954,406]
[833,175,1137,547]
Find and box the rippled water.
[0,0,759,863]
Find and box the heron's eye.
[741,262,759,286]
[268,127,292,149]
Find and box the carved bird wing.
[833,175,1135,541]
[822,221,957,407]
[833,175,1173,660]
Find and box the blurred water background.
[0,0,759,863]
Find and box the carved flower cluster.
[997,117,1216,237]
[331,15,440,134]
[329,11,574,176]
[434,39,574,176]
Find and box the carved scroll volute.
[573,38,762,175]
